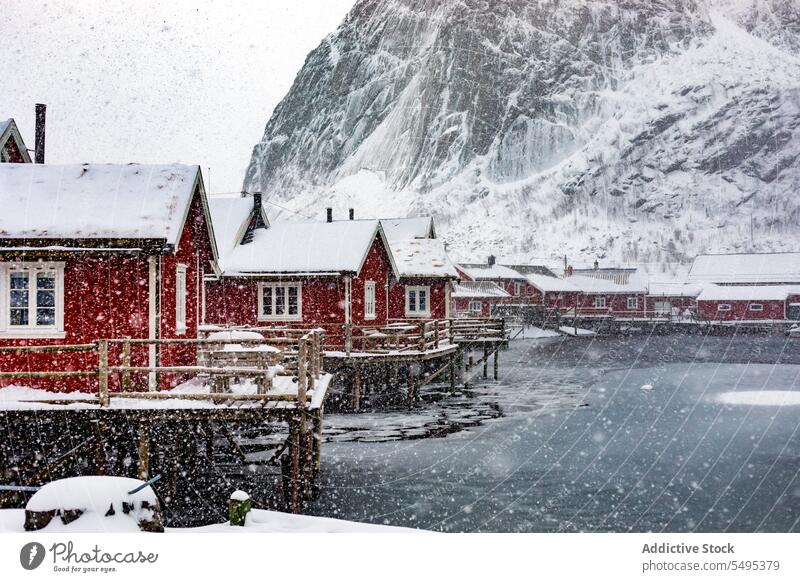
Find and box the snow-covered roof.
[388,237,458,279]
[697,285,800,302]
[220,219,384,275]
[526,273,579,292]
[451,281,510,298]
[0,119,10,136]
[380,216,434,241]
[646,282,704,297]
[688,253,800,284]
[567,275,647,294]
[208,195,270,254]
[0,163,203,245]
[458,263,525,281]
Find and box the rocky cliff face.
[244,0,800,267]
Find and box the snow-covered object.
[230,490,250,502]
[688,253,800,284]
[646,282,705,297]
[0,163,202,244]
[220,219,382,275]
[640,384,654,390]
[567,275,647,294]
[718,390,800,406]
[458,264,526,281]
[243,0,800,264]
[388,238,458,279]
[207,330,266,342]
[25,476,161,532]
[451,281,510,298]
[526,273,579,293]
[208,195,268,254]
[380,216,435,241]
[697,284,800,301]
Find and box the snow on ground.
[0,508,417,533]
[558,326,597,337]
[718,390,800,407]
[519,325,560,339]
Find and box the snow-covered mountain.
[243,0,800,267]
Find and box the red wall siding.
[351,236,392,326]
[0,185,216,392]
[0,255,151,392]
[698,299,786,321]
[452,297,502,317]
[388,279,449,320]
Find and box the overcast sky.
[1,0,354,194]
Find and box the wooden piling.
[449,354,456,395]
[288,416,302,513]
[483,344,489,378]
[493,347,499,380]
[136,419,150,481]
[407,365,415,405]
[352,367,361,411]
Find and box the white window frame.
[468,300,482,313]
[749,303,764,312]
[175,264,187,335]
[593,296,607,309]
[514,282,522,296]
[405,285,431,317]
[258,282,302,321]
[0,262,65,339]
[717,304,732,312]
[364,281,376,320]
[627,296,638,310]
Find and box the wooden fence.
[0,331,324,408]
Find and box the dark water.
[309,333,800,532]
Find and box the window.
[627,296,638,310]
[514,282,522,296]
[469,300,482,313]
[1,262,64,337]
[717,304,731,312]
[175,264,187,334]
[593,296,606,309]
[749,303,763,312]
[258,282,302,321]
[405,286,430,317]
[364,281,376,320]
[654,301,672,314]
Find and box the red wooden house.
[696,286,800,322]
[524,273,580,310]
[0,119,31,163]
[205,200,400,346]
[568,275,647,317]
[457,258,555,304]
[451,282,510,317]
[380,217,458,320]
[645,283,702,317]
[0,163,218,391]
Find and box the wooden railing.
[0,331,325,408]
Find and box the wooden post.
[434,322,440,348]
[136,420,150,481]
[98,339,110,407]
[483,344,489,378]
[418,321,426,352]
[345,323,352,355]
[312,408,324,475]
[449,354,456,395]
[289,416,301,513]
[302,418,315,501]
[297,339,307,407]
[121,338,132,390]
[407,365,415,405]
[493,347,499,380]
[92,418,107,475]
[352,367,361,411]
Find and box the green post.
[229,491,252,526]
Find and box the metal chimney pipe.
[349,208,354,220]
[34,104,46,164]
[488,254,496,266]
[326,208,333,223]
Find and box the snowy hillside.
[243,0,800,266]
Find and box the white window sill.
[0,330,66,340]
[258,316,302,322]
[175,327,187,336]
[405,312,431,318]
[364,315,376,321]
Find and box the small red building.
[380,217,458,320]
[205,199,399,347]
[568,275,647,317]
[0,119,31,163]
[0,163,218,391]
[524,273,580,310]
[451,282,510,317]
[696,286,800,322]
